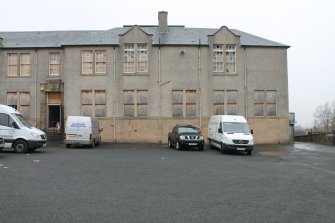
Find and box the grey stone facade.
[0,12,290,144]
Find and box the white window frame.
[225,44,236,74]
[213,44,224,72]
[124,43,148,73]
[49,52,60,76]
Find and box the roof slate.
[0,26,289,48]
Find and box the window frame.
[81,50,107,75]
[172,89,197,117]
[212,44,237,74]
[213,90,237,115]
[7,53,31,77]
[254,90,277,117]
[49,52,60,76]
[81,90,106,117]
[6,92,31,117]
[123,89,148,117]
[124,43,148,74]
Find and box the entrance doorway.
[47,92,62,128]
[48,105,61,128]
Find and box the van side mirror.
[218,127,223,134]
[250,129,253,134]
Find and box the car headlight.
[179,136,186,140]
[199,135,204,140]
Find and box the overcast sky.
[1,0,334,128]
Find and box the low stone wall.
[295,132,335,145]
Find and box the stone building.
[0,11,290,144]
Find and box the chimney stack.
[158,11,168,33]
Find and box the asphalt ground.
[1,142,335,223]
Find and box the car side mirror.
[250,129,253,134]
[99,128,103,132]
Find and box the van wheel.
[13,140,28,153]
[90,140,95,149]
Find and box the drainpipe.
[35,49,38,126]
[157,39,171,143]
[243,47,248,118]
[158,39,162,143]
[113,46,116,142]
[198,39,202,128]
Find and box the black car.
[168,125,204,151]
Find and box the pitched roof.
[0,26,289,48]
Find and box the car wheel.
[247,150,252,156]
[198,145,204,151]
[66,144,71,148]
[13,140,28,153]
[168,140,173,148]
[176,141,182,151]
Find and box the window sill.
[213,73,238,76]
[122,73,150,76]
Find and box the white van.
[64,116,103,148]
[208,115,254,155]
[0,104,47,153]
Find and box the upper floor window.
[124,43,148,73]
[49,52,60,76]
[254,90,277,117]
[212,44,236,74]
[225,45,236,74]
[213,44,224,72]
[7,53,31,77]
[81,50,106,75]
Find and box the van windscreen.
[13,113,33,128]
[222,122,250,134]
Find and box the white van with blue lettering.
[208,115,254,155]
[64,116,103,148]
[0,104,47,153]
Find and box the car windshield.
[222,122,250,134]
[12,113,33,128]
[178,127,199,134]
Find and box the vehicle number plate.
[68,135,77,139]
[189,143,197,146]
[236,148,245,151]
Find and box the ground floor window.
[6,92,30,117]
[123,90,148,117]
[172,90,197,117]
[213,90,237,115]
[254,90,277,117]
[81,90,106,117]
